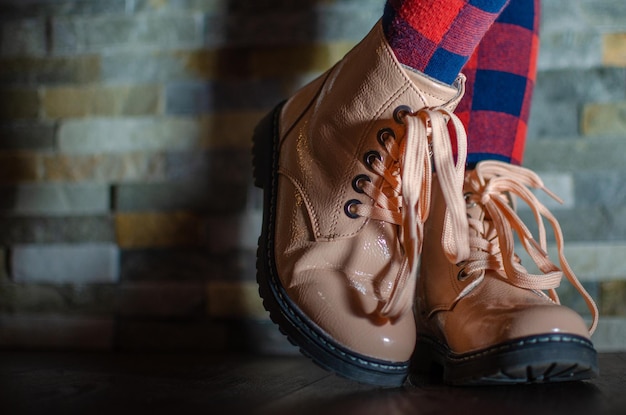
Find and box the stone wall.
[0,0,624,353]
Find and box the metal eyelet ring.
[344,199,362,219]
[464,192,477,209]
[377,128,395,146]
[364,150,382,169]
[393,105,413,124]
[352,174,371,194]
[457,268,468,281]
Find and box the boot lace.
[352,81,470,318]
[456,160,599,334]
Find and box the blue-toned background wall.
[0,0,625,352]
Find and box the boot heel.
[252,103,283,189]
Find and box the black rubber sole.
[252,103,409,388]
[411,333,599,386]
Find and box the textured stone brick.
[0,0,126,17]
[600,281,626,316]
[0,216,115,245]
[0,55,100,85]
[57,112,260,154]
[207,281,267,319]
[43,85,160,118]
[120,248,255,282]
[0,183,109,215]
[164,149,251,182]
[165,80,284,114]
[537,31,602,71]
[0,314,114,350]
[117,282,207,317]
[0,249,8,282]
[575,171,626,208]
[0,17,46,56]
[115,320,229,351]
[554,281,599,318]
[205,210,262,254]
[114,179,247,213]
[11,243,120,284]
[0,121,56,151]
[115,211,204,248]
[516,173,574,211]
[603,33,626,66]
[591,317,626,352]
[0,283,117,314]
[52,13,204,54]
[528,68,626,138]
[0,88,40,119]
[58,117,199,154]
[523,138,626,172]
[518,206,626,244]
[581,101,626,136]
[0,153,41,184]
[42,153,166,182]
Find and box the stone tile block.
[574,171,626,208]
[591,316,626,352]
[515,242,626,282]
[0,17,46,56]
[0,183,109,215]
[528,68,626,138]
[0,249,8,282]
[0,153,41,184]
[0,55,100,85]
[205,210,262,254]
[164,148,251,182]
[58,117,201,154]
[42,153,166,182]
[537,31,602,71]
[0,0,126,17]
[0,88,40,120]
[600,281,626,317]
[52,13,204,54]
[0,121,56,151]
[115,320,229,351]
[0,283,117,314]
[164,80,284,114]
[120,248,255,282]
[603,33,626,66]
[516,173,574,211]
[0,216,115,245]
[117,282,207,317]
[554,281,599,318]
[115,211,204,248]
[582,101,626,136]
[43,85,160,118]
[523,138,626,172]
[114,179,246,214]
[207,280,267,319]
[0,314,114,350]
[11,243,120,284]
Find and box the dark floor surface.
[1,352,625,415]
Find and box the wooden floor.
[1,352,625,415]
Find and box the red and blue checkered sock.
[456,0,540,166]
[383,0,510,85]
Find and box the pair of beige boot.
[253,21,598,387]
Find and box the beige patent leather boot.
[253,21,469,386]
[414,161,599,385]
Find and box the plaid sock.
[456,0,541,166]
[382,0,510,85]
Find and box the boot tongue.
[403,66,465,110]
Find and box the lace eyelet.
[393,105,412,124]
[363,150,382,169]
[464,192,477,209]
[377,127,395,146]
[457,268,469,281]
[352,174,371,194]
[344,199,362,219]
